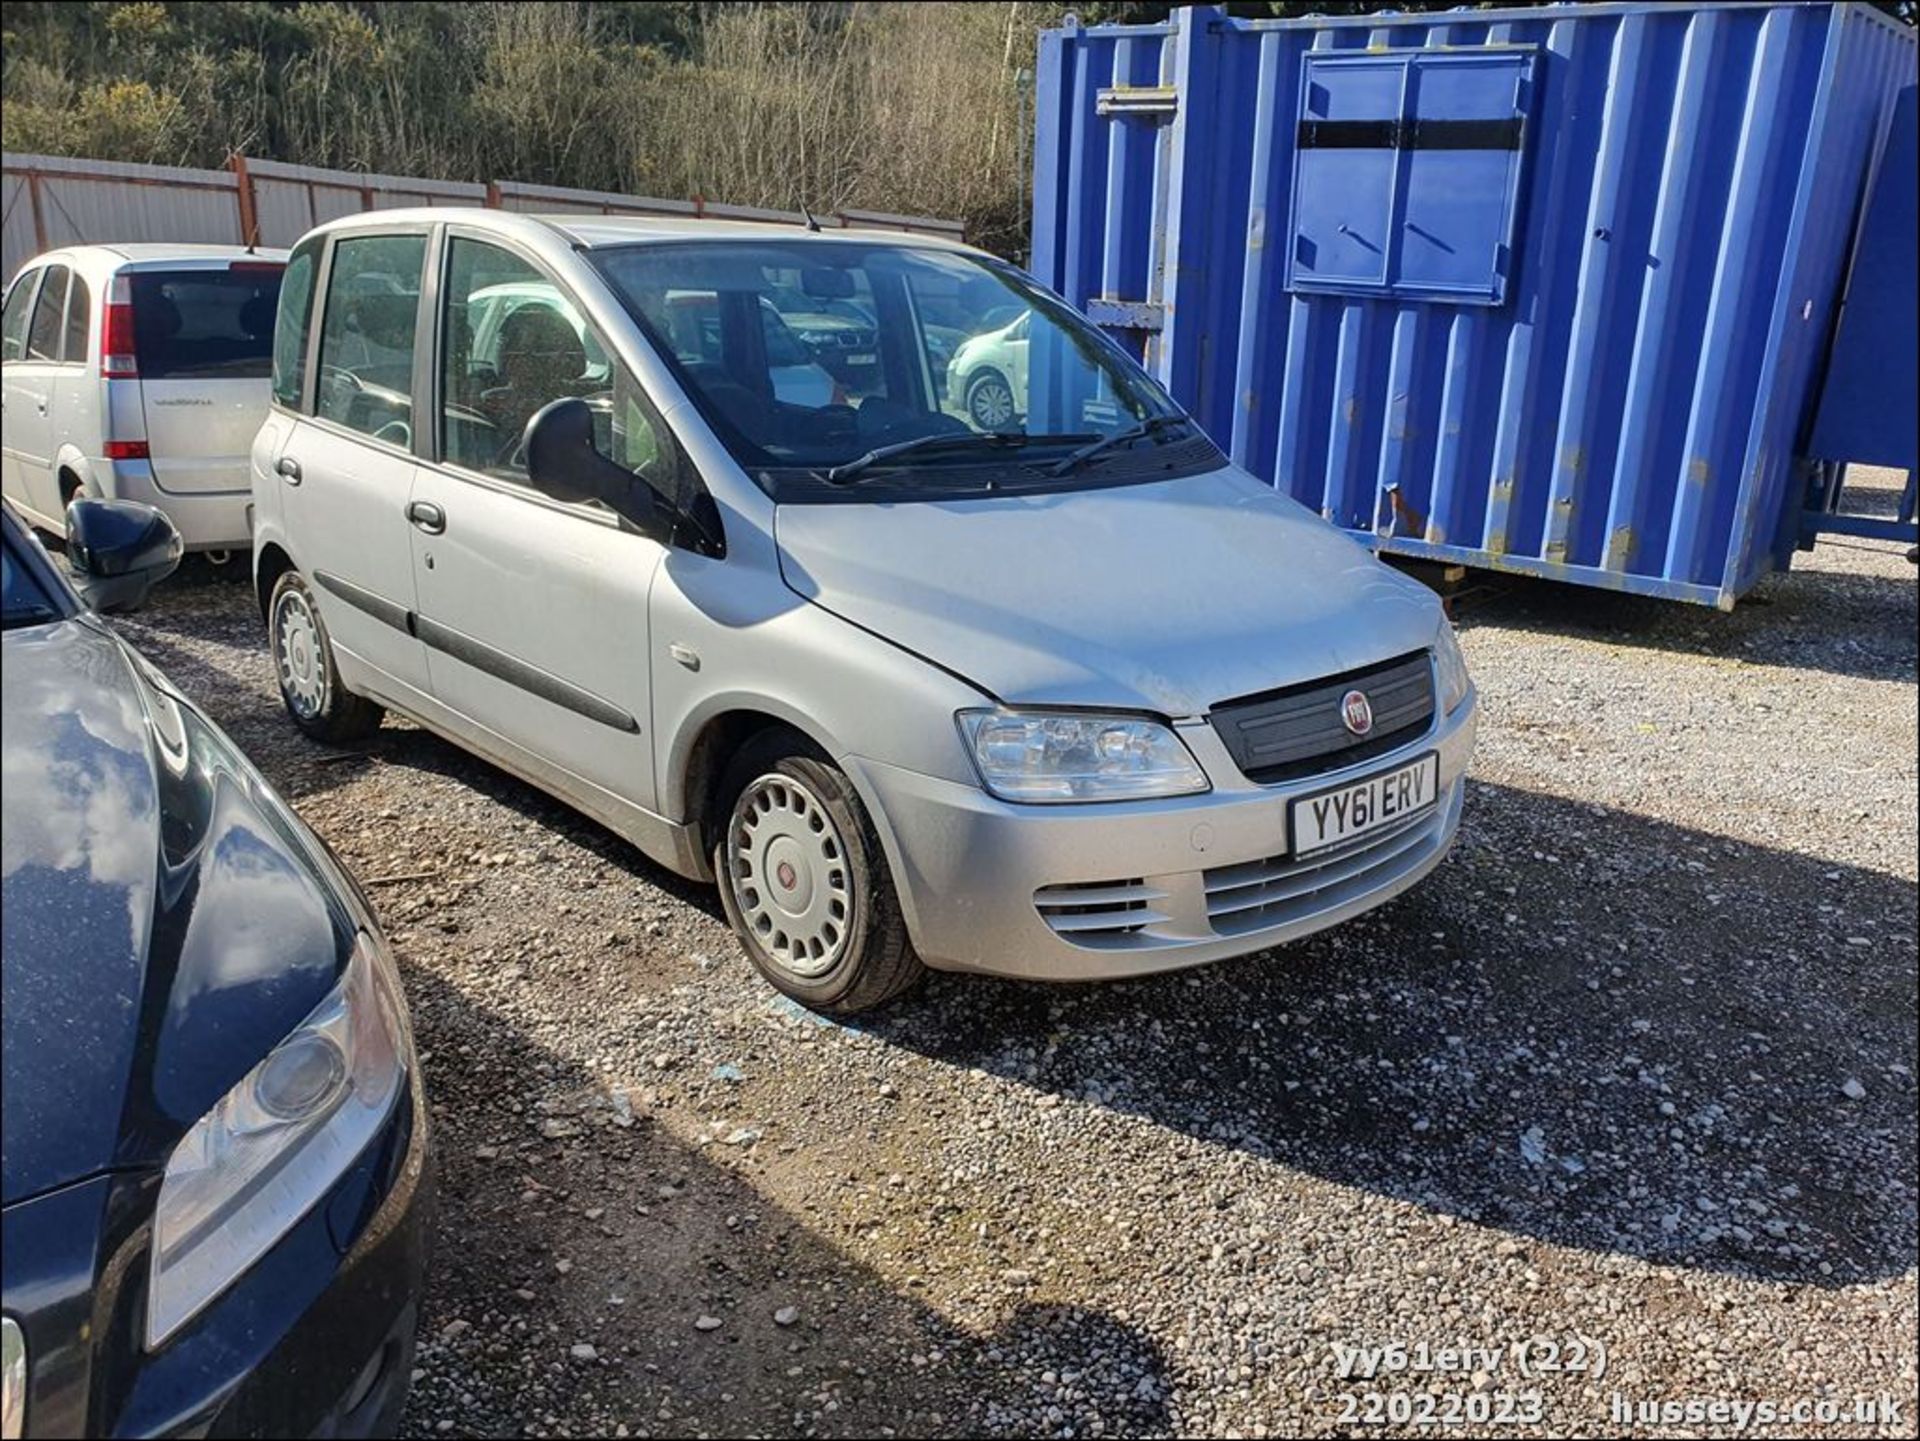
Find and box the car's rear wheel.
[713,734,924,1014]
[269,570,383,743]
[965,369,1018,431]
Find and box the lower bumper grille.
[1033,877,1166,948]
[1200,804,1443,938]
[1032,785,1455,953]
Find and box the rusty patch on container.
[1561,445,1585,475]
[1385,485,1428,537]
[1688,458,1711,487]
[1344,397,1359,427]
[1606,526,1636,569]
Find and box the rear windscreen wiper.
[824,430,1033,485]
[1046,414,1191,477]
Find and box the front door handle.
[406,499,446,535]
[275,455,302,484]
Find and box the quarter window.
[314,234,426,446]
[0,273,37,361]
[61,275,91,363]
[26,266,69,363]
[272,236,321,409]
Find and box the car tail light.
[227,260,285,275]
[103,275,137,378]
[104,440,151,461]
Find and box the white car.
[946,308,1029,430]
[1,244,288,558]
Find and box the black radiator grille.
[1210,650,1434,784]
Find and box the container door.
[1397,53,1534,304]
[1289,58,1407,293]
[1286,48,1535,307]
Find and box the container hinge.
[1085,298,1165,332]
[1097,85,1178,118]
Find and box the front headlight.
[1435,621,1471,713]
[957,709,1210,802]
[147,931,409,1349]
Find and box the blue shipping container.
[1031,1,1918,607]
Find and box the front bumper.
[849,688,1477,980]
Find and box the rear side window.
[26,266,68,362]
[62,275,91,364]
[129,267,284,380]
[1,273,37,361]
[272,237,320,409]
[315,233,426,444]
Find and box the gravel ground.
[109,470,1916,1439]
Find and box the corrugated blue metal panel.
[1032,3,1918,607]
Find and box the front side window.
[272,238,321,408]
[315,234,425,445]
[590,240,1204,499]
[61,275,91,364]
[0,273,38,362]
[439,237,674,507]
[26,266,69,363]
[129,266,283,380]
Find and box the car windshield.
[588,240,1196,494]
[2,517,71,630]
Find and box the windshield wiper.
[824,430,1034,486]
[1045,414,1191,477]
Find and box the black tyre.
[712,732,925,1014]
[268,570,383,743]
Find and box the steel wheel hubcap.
[971,378,1015,430]
[274,591,326,720]
[727,774,852,979]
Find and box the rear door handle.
[275,455,302,484]
[406,500,446,535]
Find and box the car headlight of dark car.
[146,930,410,1348]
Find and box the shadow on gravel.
[864,779,1919,1289]
[1449,561,1916,685]
[398,965,1174,1439]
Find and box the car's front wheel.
[713,734,925,1014]
[268,570,383,743]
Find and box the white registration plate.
[1290,753,1440,856]
[847,351,876,365]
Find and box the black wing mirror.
[523,398,667,541]
[64,498,183,613]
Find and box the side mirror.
[523,398,666,540]
[65,498,183,613]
